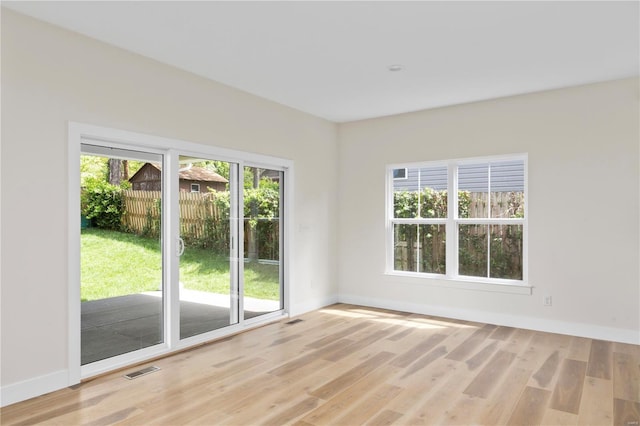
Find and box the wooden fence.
[394,223,523,280]
[122,189,161,235]
[122,189,225,238]
[394,191,524,279]
[462,191,524,219]
[121,190,279,260]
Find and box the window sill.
[384,271,533,295]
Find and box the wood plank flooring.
[2,304,639,425]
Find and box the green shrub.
[141,198,161,239]
[188,191,231,252]
[81,178,125,230]
[393,189,522,278]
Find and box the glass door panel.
[243,166,284,320]
[80,148,163,365]
[178,156,239,339]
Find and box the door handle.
[177,237,185,256]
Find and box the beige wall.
[338,77,639,341]
[1,9,338,397]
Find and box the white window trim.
[386,154,530,294]
[191,183,200,193]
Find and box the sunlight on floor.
[321,305,477,330]
[320,308,378,319]
[407,316,476,329]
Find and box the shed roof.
[129,163,228,183]
[178,165,228,183]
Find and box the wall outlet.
[544,295,552,306]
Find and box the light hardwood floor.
[2,304,639,425]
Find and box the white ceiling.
[3,1,639,122]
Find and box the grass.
[81,228,280,301]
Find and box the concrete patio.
[81,289,280,365]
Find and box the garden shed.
[129,163,228,193]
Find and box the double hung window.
[387,155,526,284]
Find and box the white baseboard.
[338,294,640,345]
[1,369,70,407]
[290,294,339,317]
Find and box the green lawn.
[81,228,280,301]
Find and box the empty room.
[1,1,638,425]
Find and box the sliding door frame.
[68,122,293,384]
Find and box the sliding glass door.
[75,127,288,376]
[177,155,240,339]
[243,166,284,320]
[80,146,164,365]
[177,161,285,338]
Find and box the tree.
[108,159,121,186]
[80,155,108,186]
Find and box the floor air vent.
[285,318,303,325]
[124,365,160,380]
